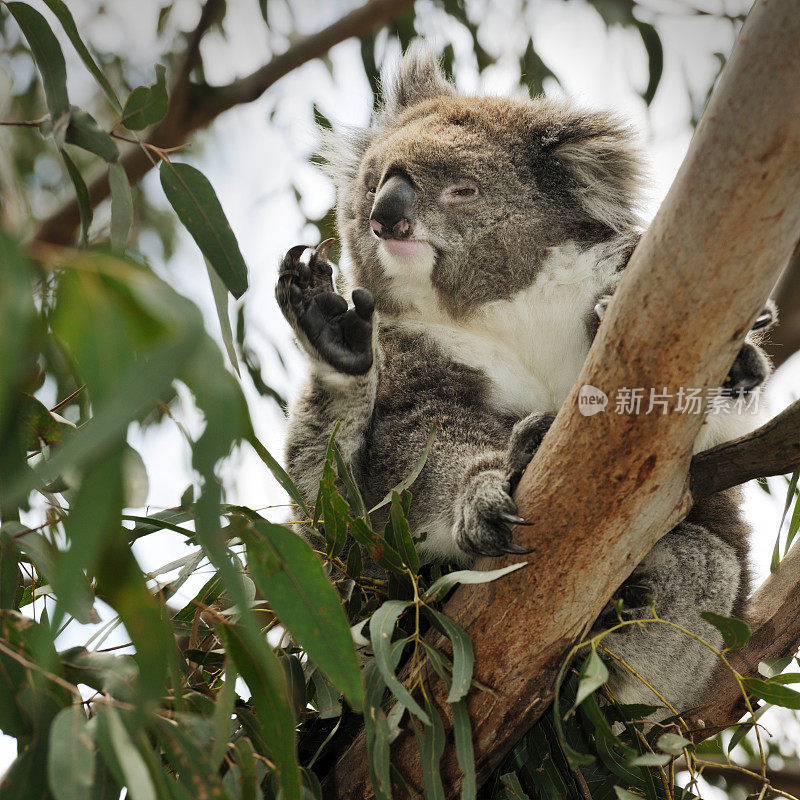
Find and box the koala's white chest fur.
[384,241,618,417]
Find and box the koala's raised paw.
[276,239,375,375]
[454,469,534,558]
[507,413,555,493]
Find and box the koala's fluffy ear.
[381,41,455,119]
[545,113,645,233]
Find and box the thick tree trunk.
[329,0,800,795]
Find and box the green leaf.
[20,394,64,450]
[500,773,532,800]
[221,623,301,799]
[423,562,528,602]
[786,488,800,555]
[0,232,36,438]
[7,252,205,506]
[332,437,368,521]
[7,2,69,120]
[47,705,95,800]
[570,649,609,713]
[248,435,310,520]
[109,162,133,251]
[51,455,121,627]
[369,600,429,723]
[629,753,671,767]
[634,21,663,105]
[758,657,795,678]
[772,471,798,571]
[0,529,21,609]
[387,491,419,573]
[120,64,168,130]
[61,149,92,244]
[40,0,122,110]
[727,702,770,753]
[744,677,800,709]
[59,647,138,701]
[614,788,643,800]
[656,733,692,755]
[65,107,119,162]
[452,700,476,800]
[312,667,342,719]
[424,607,474,704]
[363,659,392,800]
[212,662,237,769]
[415,700,446,800]
[230,737,258,800]
[246,520,364,711]
[370,426,436,513]
[206,258,241,375]
[159,161,249,298]
[95,706,157,800]
[318,429,349,558]
[700,611,750,651]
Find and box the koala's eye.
[366,187,377,199]
[442,183,479,203]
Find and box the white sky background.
[2,0,798,782]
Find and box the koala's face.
[326,47,642,318]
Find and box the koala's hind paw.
[276,239,374,375]
[507,413,555,492]
[454,469,533,557]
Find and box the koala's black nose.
[370,174,415,239]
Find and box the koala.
[276,44,774,711]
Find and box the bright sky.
[3,0,797,784]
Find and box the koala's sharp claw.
[315,237,335,262]
[499,512,534,527]
[753,308,774,331]
[496,541,534,555]
[287,244,309,261]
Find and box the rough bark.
[329,0,800,795]
[31,0,414,246]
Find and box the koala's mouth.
[379,238,430,258]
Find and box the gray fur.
[279,44,771,713]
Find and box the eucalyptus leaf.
[415,699,446,800]
[424,607,474,704]
[47,705,95,800]
[423,562,528,602]
[247,520,363,711]
[121,64,168,130]
[656,733,692,755]
[699,611,750,651]
[159,161,249,298]
[370,426,436,513]
[65,107,119,161]
[369,600,429,723]
[60,149,92,244]
[743,677,800,709]
[7,2,69,120]
[109,162,133,251]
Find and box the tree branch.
[31,0,414,246]
[690,399,800,499]
[329,0,800,795]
